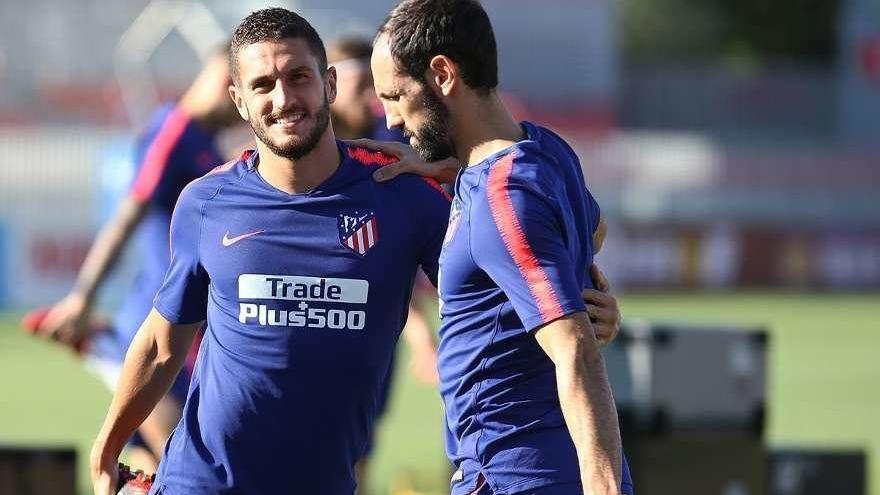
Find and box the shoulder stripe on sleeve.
[348,146,452,201]
[487,153,563,323]
[347,146,397,166]
[422,177,452,201]
[130,108,191,202]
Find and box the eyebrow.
[378,89,402,99]
[248,65,316,89]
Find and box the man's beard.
[408,88,454,162]
[250,95,331,160]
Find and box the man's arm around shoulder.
[534,311,623,495]
[90,309,201,495]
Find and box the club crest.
[444,199,462,246]
[338,210,378,256]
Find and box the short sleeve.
[417,178,452,286]
[471,155,586,332]
[153,185,210,324]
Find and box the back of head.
[327,36,373,65]
[326,35,378,139]
[178,45,239,129]
[378,0,498,95]
[229,7,327,86]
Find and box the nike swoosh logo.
[222,230,264,247]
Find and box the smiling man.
[88,8,452,495]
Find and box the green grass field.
[1,292,878,494]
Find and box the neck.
[450,91,524,166]
[331,116,371,141]
[254,127,341,194]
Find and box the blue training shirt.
[437,122,633,495]
[113,103,223,345]
[149,143,450,495]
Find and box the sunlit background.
[0,0,878,494]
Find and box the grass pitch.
[1,292,878,494]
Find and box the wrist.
[91,432,123,465]
[69,286,96,308]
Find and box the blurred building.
[0,0,878,309]
[0,0,619,308]
[585,0,880,290]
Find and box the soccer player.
[88,9,455,495]
[31,51,239,472]
[328,36,404,143]
[365,1,635,493]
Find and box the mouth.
[269,112,307,130]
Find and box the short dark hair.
[230,7,328,84]
[378,0,498,94]
[327,36,373,64]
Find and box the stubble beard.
[408,87,454,162]
[251,94,332,161]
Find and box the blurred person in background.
[25,49,240,472]
[366,0,632,493]
[328,36,404,143]
[328,34,441,494]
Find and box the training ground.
[1,292,877,495]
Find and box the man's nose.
[384,105,403,130]
[271,80,296,112]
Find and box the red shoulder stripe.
[130,108,190,202]
[486,153,563,323]
[347,147,397,166]
[421,177,452,201]
[348,146,451,201]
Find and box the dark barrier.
[768,449,865,495]
[606,323,866,494]
[0,446,76,495]
[605,321,768,436]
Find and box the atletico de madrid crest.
[338,209,378,256]
[444,199,462,246]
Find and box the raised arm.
[90,309,201,495]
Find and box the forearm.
[73,196,146,301]
[93,311,197,461]
[556,348,622,494]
